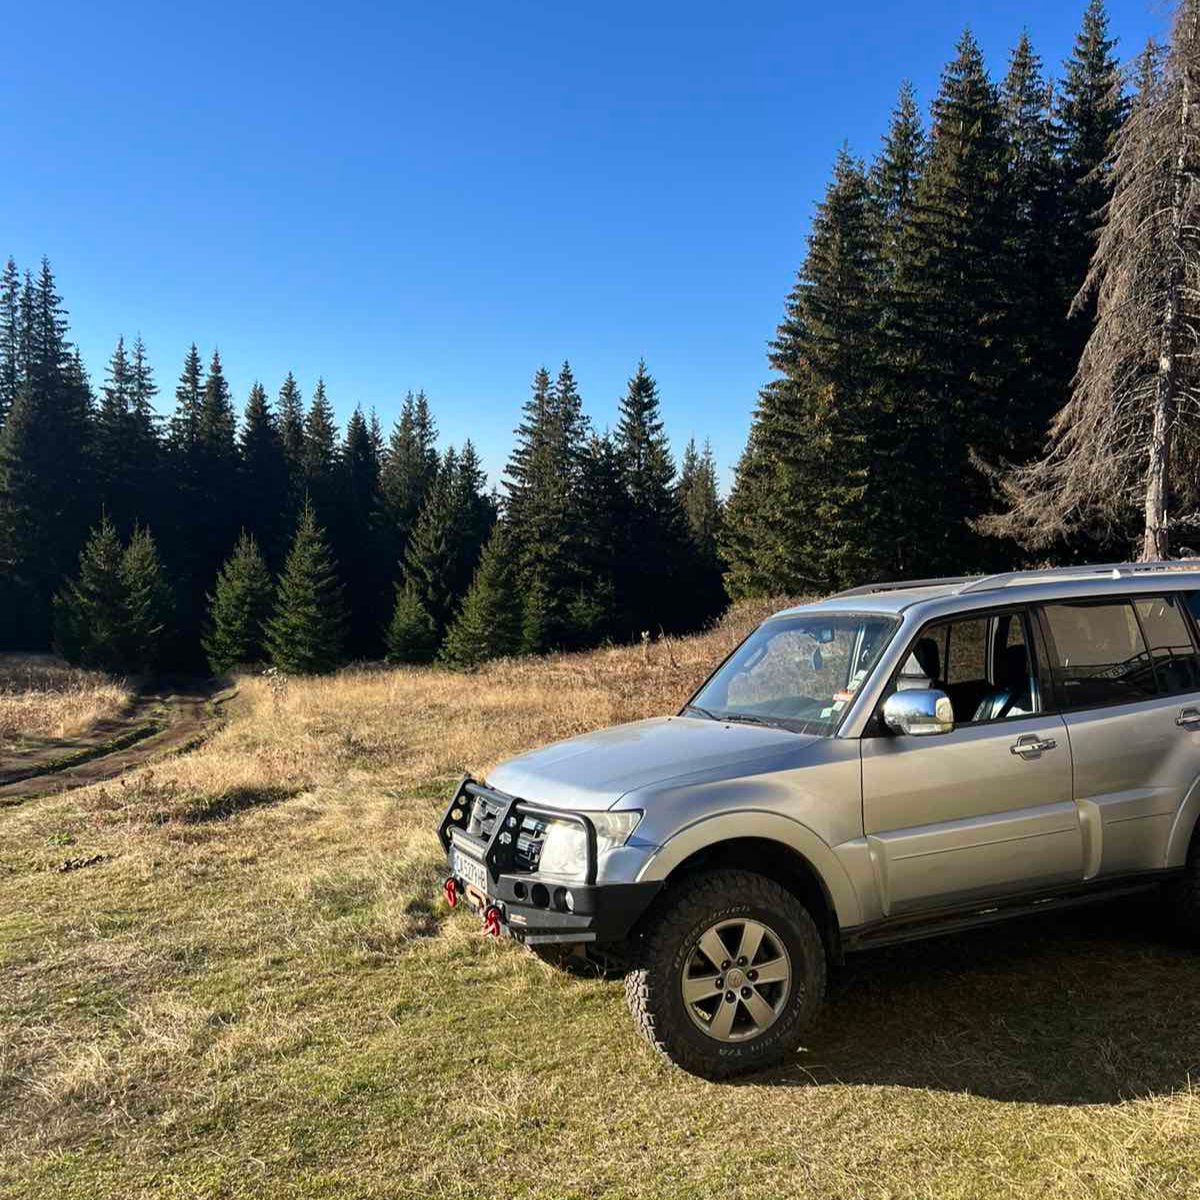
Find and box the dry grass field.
[0,657,131,747]
[3,600,1200,1199]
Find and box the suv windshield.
[688,613,899,736]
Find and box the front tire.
[624,869,827,1080]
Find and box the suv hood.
[485,716,818,811]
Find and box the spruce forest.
[0,3,1180,676]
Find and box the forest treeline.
[0,259,724,672]
[723,1,1129,593]
[0,1,1160,675]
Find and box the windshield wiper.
[719,712,788,730]
[683,703,719,720]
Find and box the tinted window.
[1134,595,1200,693]
[1042,601,1157,708]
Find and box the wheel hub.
[680,917,791,1043]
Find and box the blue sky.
[3,0,1166,491]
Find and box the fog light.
[564,890,575,912]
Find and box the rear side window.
[1134,595,1200,693]
[1041,601,1157,709]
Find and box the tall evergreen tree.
[401,445,492,638]
[203,531,275,673]
[613,360,700,633]
[440,524,522,667]
[0,258,19,432]
[504,363,591,649]
[379,389,440,579]
[726,150,884,596]
[265,502,347,674]
[891,31,1012,572]
[277,371,306,514]
[678,438,723,562]
[302,377,340,522]
[120,525,174,675]
[239,381,290,567]
[188,348,241,647]
[168,344,204,460]
[52,514,126,672]
[0,259,93,648]
[93,337,160,536]
[339,405,385,657]
[1002,32,1070,464]
[1057,0,1126,366]
[385,582,439,664]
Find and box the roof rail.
[954,560,1200,596]
[827,575,977,600]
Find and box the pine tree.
[385,582,439,664]
[613,359,701,633]
[94,337,160,536]
[0,259,93,648]
[277,371,306,516]
[203,531,275,673]
[1057,0,1125,353]
[572,431,630,640]
[1002,32,1069,464]
[401,445,493,638]
[891,31,1012,572]
[720,430,779,600]
[168,344,204,460]
[265,502,347,674]
[678,438,722,561]
[52,515,127,671]
[120,525,174,675]
[339,405,385,657]
[239,381,289,567]
[160,344,207,654]
[302,377,339,521]
[379,389,440,575]
[503,363,592,649]
[440,525,522,667]
[0,258,19,432]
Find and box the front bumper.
[437,775,661,945]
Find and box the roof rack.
[827,575,977,599]
[954,560,1200,596]
[826,560,1200,604]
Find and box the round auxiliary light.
[564,890,575,913]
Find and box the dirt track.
[0,680,234,804]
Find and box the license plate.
[451,845,489,895]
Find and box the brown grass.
[0,655,132,746]
[3,599,1200,1199]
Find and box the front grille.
[467,790,547,872]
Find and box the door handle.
[1177,707,1200,728]
[1010,734,1057,759]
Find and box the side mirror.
[882,688,954,737]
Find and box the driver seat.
[972,643,1033,722]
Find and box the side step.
[843,880,1162,953]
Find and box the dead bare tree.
[978,4,1200,561]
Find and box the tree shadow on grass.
[183,784,303,823]
[750,897,1200,1105]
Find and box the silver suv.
[437,564,1200,1078]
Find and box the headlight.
[537,811,643,880]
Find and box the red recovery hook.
[483,904,503,937]
[443,877,459,908]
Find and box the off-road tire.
[1165,827,1200,943]
[624,869,827,1080]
